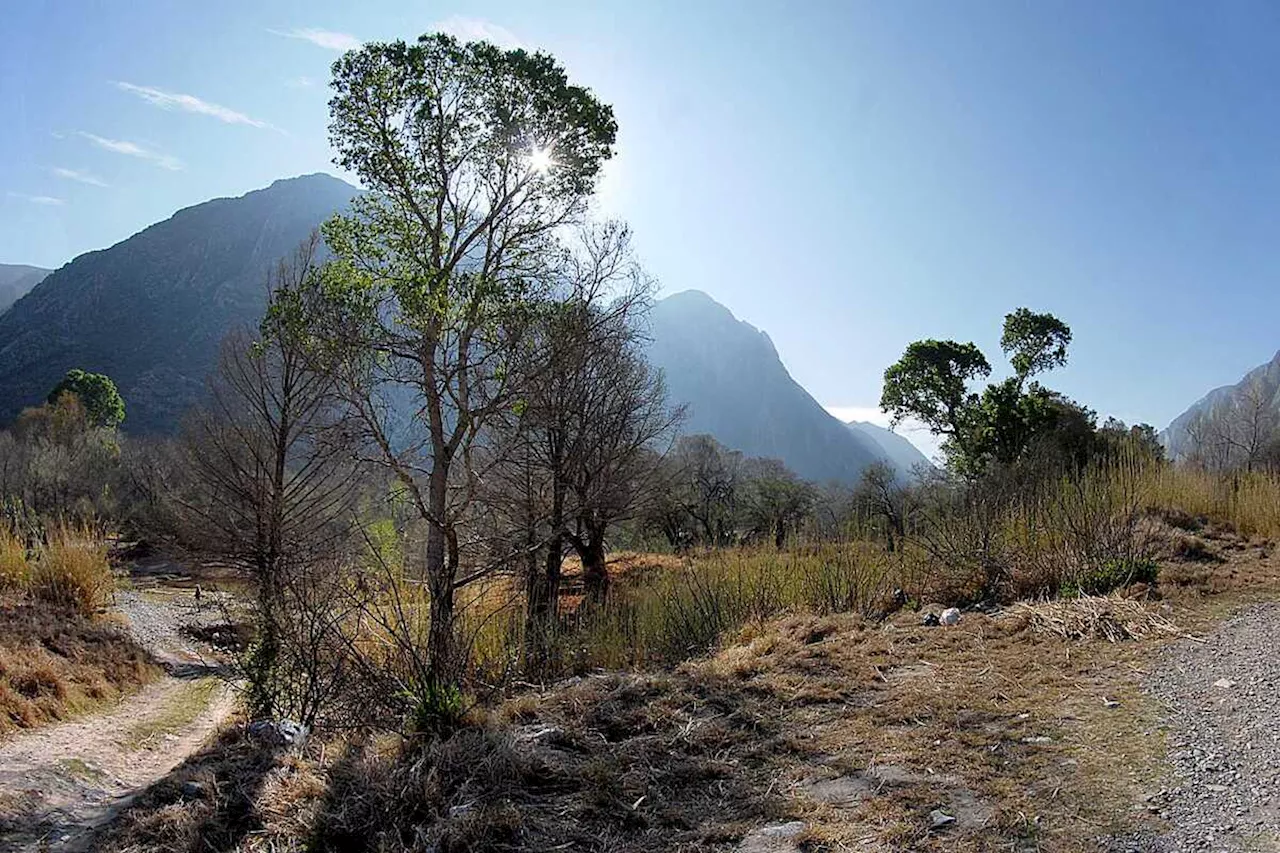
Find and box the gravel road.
[1113,602,1280,852]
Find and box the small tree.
[183,236,356,724]
[741,458,814,549]
[48,369,125,429]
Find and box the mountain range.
[646,291,929,482]
[0,174,929,483]
[0,175,359,432]
[1160,351,1280,459]
[0,264,50,314]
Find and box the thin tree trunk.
[425,463,454,687]
[580,532,608,604]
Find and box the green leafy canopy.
[47,368,125,429]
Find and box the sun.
[527,145,555,175]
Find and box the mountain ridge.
[647,289,884,483]
[0,264,51,314]
[1161,350,1280,458]
[0,173,359,431]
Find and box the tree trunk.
[425,465,454,688]
[774,518,785,550]
[580,534,609,605]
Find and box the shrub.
[1064,557,1159,597]
[30,527,114,616]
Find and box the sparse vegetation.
[8,23,1280,853]
[0,598,158,734]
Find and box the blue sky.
[5,1,1280,457]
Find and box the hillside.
[647,290,882,483]
[0,264,50,314]
[0,174,358,432]
[1161,351,1280,459]
[846,419,933,477]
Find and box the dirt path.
[1114,601,1280,852]
[0,580,240,852]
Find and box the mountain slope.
[647,290,881,483]
[0,264,51,314]
[1161,351,1280,459]
[0,174,358,432]
[846,420,932,477]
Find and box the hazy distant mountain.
[0,174,359,431]
[846,420,932,477]
[1161,351,1280,459]
[646,290,883,483]
[0,264,50,314]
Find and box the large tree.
[881,309,1081,474]
[295,34,616,693]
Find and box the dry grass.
[97,601,1191,852]
[94,465,1280,851]
[0,528,30,590]
[0,596,160,735]
[29,526,114,616]
[1009,595,1183,642]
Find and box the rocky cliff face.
[1161,351,1280,459]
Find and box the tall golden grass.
[29,526,114,615]
[0,527,30,590]
[1146,465,1280,538]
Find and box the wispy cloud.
[51,167,109,188]
[8,191,64,206]
[269,27,360,51]
[115,82,271,129]
[432,16,522,49]
[285,76,318,89]
[77,132,183,171]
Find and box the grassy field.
[93,467,1280,851]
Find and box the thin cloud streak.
[76,132,183,171]
[51,167,109,188]
[431,16,522,49]
[269,27,361,51]
[8,191,64,206]
[115,82,272,129]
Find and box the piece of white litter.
[1213,678,1236,689]
[940,607,961,626]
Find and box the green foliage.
[47,369,125,429]
[404,679,467,738]
[1001,308,1072,382]
[881,339,990,437]
[881,309,1096,476]
[1064,557,1159,597]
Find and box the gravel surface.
[114,588,234,671]
[1112,602,1280,852]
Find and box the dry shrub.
[30,526,114,615]
[1009,595,1182,643]
[0,527,30,589]
[0,598,157,733]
